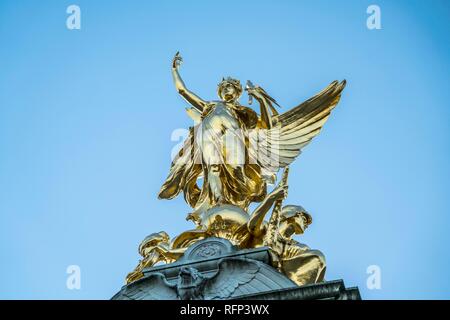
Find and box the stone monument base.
[112,238,360,300]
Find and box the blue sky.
[0,0,449,299]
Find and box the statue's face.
[220,82,238,102]
[285,213,308,235]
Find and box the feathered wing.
[114,273,178,300]
[204,258,260,299]
[204,258,298,299]
[249,80,346,179]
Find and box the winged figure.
[158,52,346,217]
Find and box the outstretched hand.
[245,81,266,100]
[271,183,288,201]
[172,51,183,70]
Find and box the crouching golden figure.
[126,52,345,286]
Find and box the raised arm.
[172,52,207,113]
[247,183,288,236]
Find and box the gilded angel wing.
[112,273,178,300]
[249,80,346,179]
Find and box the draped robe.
[158,101,267,213]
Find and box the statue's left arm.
[246,80,280,129]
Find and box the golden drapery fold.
[158,103,266,212]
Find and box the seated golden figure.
[130,176,325,286]
[125,231,173,284]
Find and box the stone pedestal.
[112,238,360,300]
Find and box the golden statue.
[125,231,175,283]
[126,52,345,286]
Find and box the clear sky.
[0,0,449,299]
